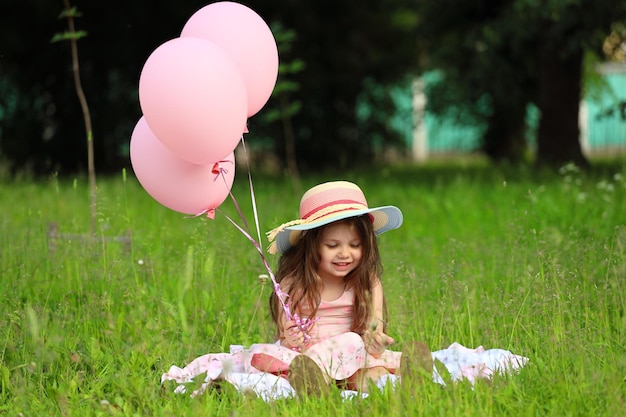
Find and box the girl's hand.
[282,320,306,350]
[363,330,394,358]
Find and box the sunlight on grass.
[1,161,625,415]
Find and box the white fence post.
[412,77,428,162]
[579,99,590,157]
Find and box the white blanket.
[161,342,529,401]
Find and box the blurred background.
[0,0,625,177]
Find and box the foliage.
[0,0,420,177]
[240,0,423,172]
[1,0,625,175]
[1,161,626,415]
[415,0,626,165]
[604,21,626,61]
[51,31,88,43]
[258,21,305,186]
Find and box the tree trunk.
[535,38,589,168]
[482,97,528,163]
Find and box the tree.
[52,0,98,235]
[256,0,421,171]
[253,22,307,193]
[0,0,422,176]
[415,0,626,167]
[532,0,626,167]
[415,0,536,163]
[0,0,208,175]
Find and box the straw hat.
[267,181,403,254]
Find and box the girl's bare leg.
[346,366,390,393]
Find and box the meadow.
[1,160,625,416]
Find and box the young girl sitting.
[247,180,431,394]
[160,181,527,399]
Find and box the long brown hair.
[269,215,386,337]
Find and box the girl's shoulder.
[371,275,382,287]
[278,275,301,295]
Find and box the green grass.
[1,161,625,416]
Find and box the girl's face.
[316,222,363,281]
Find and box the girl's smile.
[317,222,363,281]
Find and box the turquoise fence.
[388,63,626,159]
[583,63,626,152]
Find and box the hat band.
[303,200,368,221]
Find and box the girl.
[160,181,527,399]
[247,180,431,394]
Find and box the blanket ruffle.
[161,342,529,401]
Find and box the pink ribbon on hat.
[301,199,365,220]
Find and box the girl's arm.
[280,318,307,349]
[277,308,304,349]
[363,279,395,357]
[276,279,308,349]
[370,278,386,333]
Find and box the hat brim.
[273,205,403,254]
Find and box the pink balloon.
[181,1,279,117]
[130,117,235,215]
[139,36,247,165]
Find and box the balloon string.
[239,136,263,246]
[211,139,315,350]
[217,208,316,349]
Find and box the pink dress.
[160,287,529,399]
[248,287,401,380]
